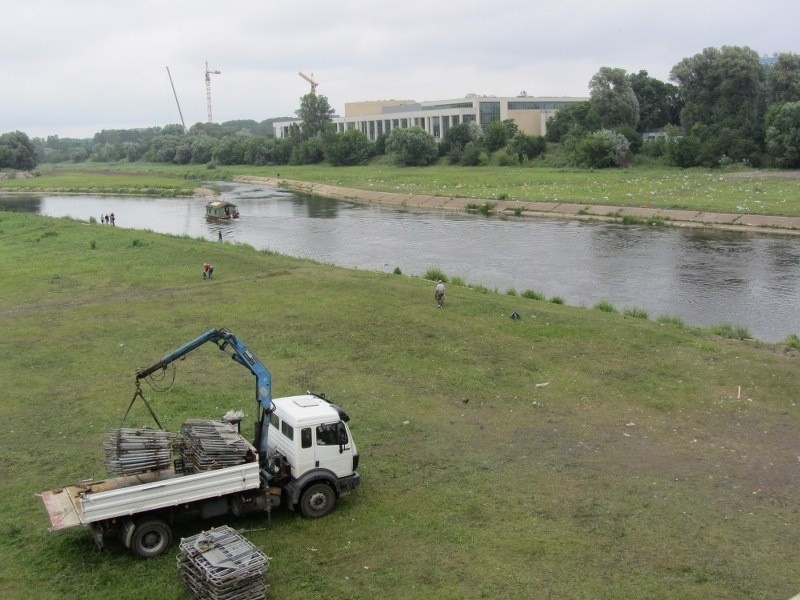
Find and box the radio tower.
[205,61,221,123]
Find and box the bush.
[710,323,751,340]
[594,300,618,313]
[549,296,565,304]
[657,314,685,327]
[423,267,447,282]
[521,289,545,300]
[623,306,649,319]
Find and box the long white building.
[273,94,589,141]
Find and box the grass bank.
[1,211,798,599]
[4,162,800,217]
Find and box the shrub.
[710,323,751,340]
[393,267,402,275]
[423,267,447,282]
[623,307,649,319]
[505,288,517,296]
[450,276,466,287]
[657,314,685,327]
[782,334,800,349]
[549,296,565,304]
[594,300,617,313]
[521,289,545,300]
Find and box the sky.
[1,0,798,139]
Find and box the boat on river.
[205,200,239,220]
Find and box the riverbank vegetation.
[1,211,799,598]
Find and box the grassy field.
[3,161,800,216]
[1,211,798,599]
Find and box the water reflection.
[2,183,799,342]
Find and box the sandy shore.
[235,175,800,236]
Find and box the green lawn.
[1,211,798,599]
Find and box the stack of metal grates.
[179,420,254,473]
[103,428,176,476]
[177,525,269,599]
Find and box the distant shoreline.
[235,175,800,237]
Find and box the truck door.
[314,421,353,478]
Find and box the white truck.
[39,328,361,558]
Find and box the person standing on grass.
[203,263,214,280]
[435,280,445,308]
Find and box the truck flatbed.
[40,461,261,531]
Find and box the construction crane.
[298,71,318,95]
[165,67,187,133]
[205,61,221,123]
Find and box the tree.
[0,131,38,170]
[323,130,373,166]
[545,102,600,142]
[766,101,800,167]
[483,120,513,152]
[766,53,800,107]
[439,123,476,157]
[508,133,546,161]
[295,93,335,140]
[589,67,640,129]
[627,70,682,133]
[671,46,764,129]
[385,127,438,166]
[572,129,631,168]
[212,136,247,165]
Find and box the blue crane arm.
[135,327,273,416]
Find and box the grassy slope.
[0,212,798,599]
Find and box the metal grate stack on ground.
[179,420,254,473]
[103,428,176,476]
[177,525,269,599]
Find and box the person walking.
[435,280,445,308]
[218,231,223,242]
[203,263,214,280]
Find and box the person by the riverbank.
[435,280,445,308]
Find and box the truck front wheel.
[131,518,173,558]
[299,482,336,518]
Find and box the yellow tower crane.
[298,71,318,95]
[205,61,221,123]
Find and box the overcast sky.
[1,0,797,139]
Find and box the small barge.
[205,200,239,220]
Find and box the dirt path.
[236,175,800,236]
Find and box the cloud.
[1,0,796,138]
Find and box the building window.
[369,121,375,139]
[433,116,440,138]
[463,114,475,124]
[377,120,383,136]
[393,119,399,128]
[442,115,450,135]
[401,118,408,128]
[479,101,501,128]
[452,115,460,126]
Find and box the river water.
[2,182,799,343]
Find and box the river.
[2,182,799,343]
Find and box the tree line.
[2,46,799,171]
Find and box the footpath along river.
[3,181,799,343]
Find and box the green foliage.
[508,133,547,161]
[460,141,484,166]
[782,333,800,348]
[423,267,447,282]
[450,276,466,286]
[323,130,374,166]
[0,131,37,170]
[627,70,683,133]
[295,93,335,140]
[289,138,325,165]
[549,295,565,304]
[594,299,618,313]
[521,289,545,300]
[657,314,685,327]
[710,322,752,340]
[545,102,601,143]
[483,120,511,153]
[385,127,438,166]
[573,130,631,168]
[765,101,800,168]
[590,67,640,129]
[766,52,800,106]
[623,306,649,319]
[393,266,402,275]
[505,288,517,296]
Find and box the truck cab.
[266,394,361,517]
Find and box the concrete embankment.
[235,175,800,236]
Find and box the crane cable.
[121,379,165,430]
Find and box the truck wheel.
[131,518,172,558]
[299,482,336,518]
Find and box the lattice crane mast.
[205,61,221,123]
